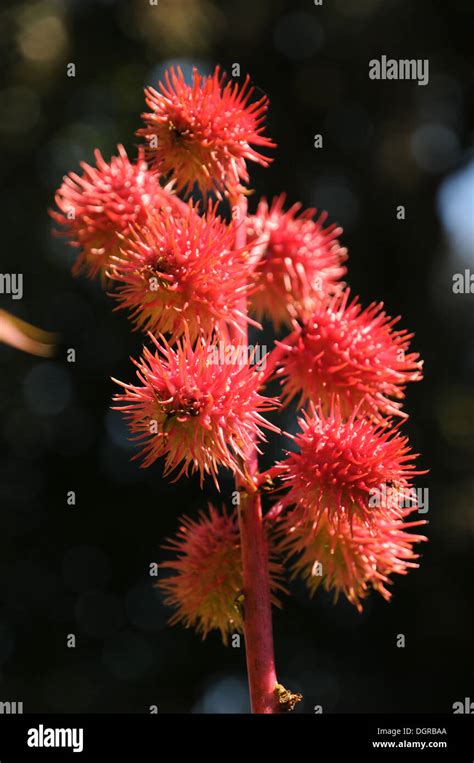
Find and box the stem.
[238,485,279,713]
[231,191,280,714]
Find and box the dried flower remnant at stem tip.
[275,683,303,713]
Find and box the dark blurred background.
[0,0,473,713]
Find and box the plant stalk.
[238,478,279,713]
[231,191,280,714]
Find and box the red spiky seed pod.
[109,201,256,341]
[246,194,348,329]
[277,504,426,611]
[275,400,425,529]
[112,332,279,487]
[51,145,176,280]
[159,505,284,643]
[137,66,274,197]
[276,290,423,422]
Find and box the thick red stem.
[238,484,279,713]
[231,192,280,714]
